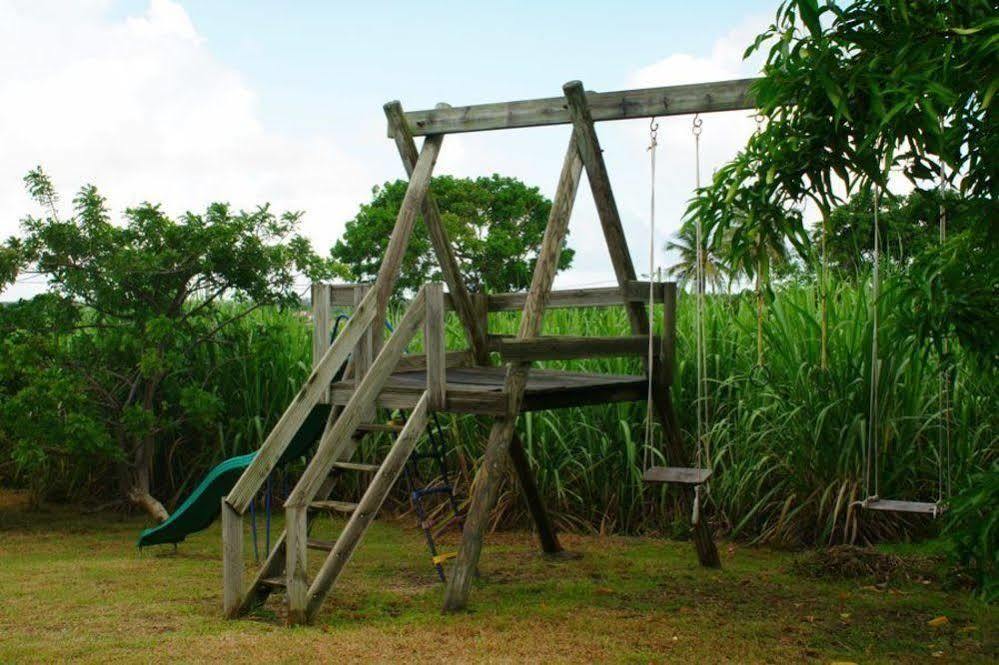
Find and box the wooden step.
[642,466,712,485]
[331,461,380,473]
[259,577,286,589]
[356,423,404,434]
[308,500,359,513]
[306,538,335,552]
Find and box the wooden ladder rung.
[356,423,404,433]
[331,461,380,473]
[259,577,286,589]
[306,538,335,552]
[642,466,712,484]
[309,500,359,513]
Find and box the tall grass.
[174,279,995,547]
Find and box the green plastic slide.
[137,404,332,548]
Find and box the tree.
[665,222,732,293]
[817,188,988,274]
[0,168,341,519]
[688,0,997,362]
[332,175,573,294]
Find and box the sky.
[0,0,777,299]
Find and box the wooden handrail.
[226,285,378,514]
[324,280,670,313]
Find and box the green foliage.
[943,466,998,602]
[331,175,573,294]
[0,168,339,509]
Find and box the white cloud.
[0,0,369,299]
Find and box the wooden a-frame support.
[224,76,753,622]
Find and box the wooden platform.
[329,366,647,415]
[861,498,943,516]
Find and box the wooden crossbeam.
[388,78,759,137]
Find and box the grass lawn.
[0,492,994,663]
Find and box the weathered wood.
[861,498,942,516]
[643,466,712,484]
[221,499,243,618]
[499,335,657,362]
[284,504,308,624]
[509,434,562,554]
[486,280,663,311]
[388,78,759,137]
[385,102,489,362]
[660,283,677,386]
[443,134,584,613]
[286,286,427,508]
[226,286,378,513]
[394,349,473,372]
[311,283,331,369]
[424,283,446,410]
[564,80,720,570]
[352,284,373,381]
[371,135,442,352]
[305,391,431,622]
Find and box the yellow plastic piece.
[432,551,458,565]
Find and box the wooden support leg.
[443,135,584,612]
[285,505,309,625]
[563,80,720,569]
[221,499,243,618]
[509,433,562,554]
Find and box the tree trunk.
[128,433,169,522]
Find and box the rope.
[864,183,882,502]
[692,113,708,523]
[937,160,951,504]
[643,117,659,473]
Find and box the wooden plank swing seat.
[643,466,712,485]
[220,76,761,624]
[856,497,944,516]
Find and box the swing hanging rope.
[643,117,659,473]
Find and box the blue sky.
[2,0,776,297]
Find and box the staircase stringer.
[305,390,430,622]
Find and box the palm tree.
[665,223,731,293]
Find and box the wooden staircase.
[235,400,429,621]
[223,284,446,624]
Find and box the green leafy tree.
[665,223,732,293]
[332,175,573,294]
[0,168,341,518]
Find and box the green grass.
[0,495,994,663]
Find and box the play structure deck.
[215,77,761,625]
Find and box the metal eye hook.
[648,116,659,150]
[692,113,703,137]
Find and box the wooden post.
[285,505,308,625]
[353,284,373,381]
[384,101,489,362]
[564,81,720,569]
[661,283,677,387]
[509,434,562,555]
[442,135,584,612]
[472,292,490,365]
[424,282,446,410]
[221,499,243,618]
[312,283,331,402]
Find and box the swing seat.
[643,466,712,485]
[856,497,944,516]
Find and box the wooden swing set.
[219,77,760,625]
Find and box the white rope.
[692,114,708,523]
[643,118,659,472]
[865,184,881,502]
